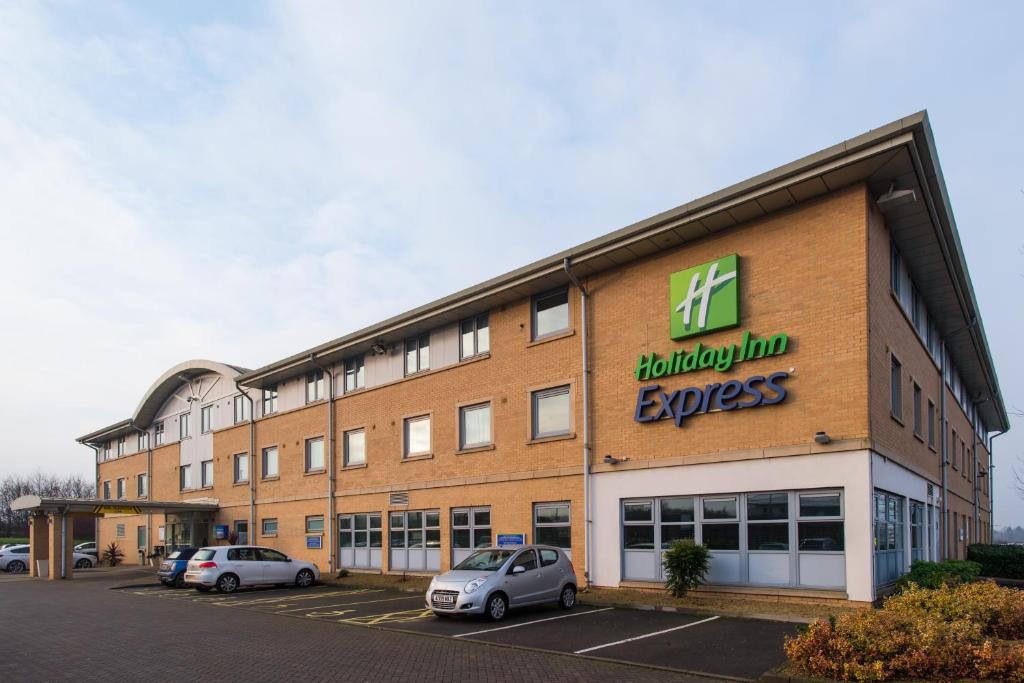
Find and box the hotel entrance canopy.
[11,496,218,516]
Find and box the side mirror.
[286,558,293,562]
[511,565,526,575]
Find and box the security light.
[603,454,629,465]
[370,342,388,355]
[814,431,831,445]
[876,183,917,212]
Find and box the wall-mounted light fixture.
[814,431,831,445]
[370,342,388,355]
[603,454,629,465]
[876,182,917,212]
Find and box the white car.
[184,545,320,593]
[0,545,96,572]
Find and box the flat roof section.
[12,495,218,515]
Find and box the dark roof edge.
[77,419,133,445]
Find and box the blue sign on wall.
[496,534,526,547]
[214,525,229,540]
[306,535,323,549]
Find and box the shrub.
[785,582,1024,681]
[336,568,350,578]
[662,539,710,597]
[968,543,1024,579]
[895,559,981,591]
[101,542,124,567]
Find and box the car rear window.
[192,549,216,561]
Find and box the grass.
[322,571,864,622]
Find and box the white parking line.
[453,607,614,638]
[573,615,720,654]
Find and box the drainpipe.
[311,354,336,576]
[83,442,101,555]
[128,421,152,562]
[939,341,948,560]
[563,257,591,590]
[235,380,256,543]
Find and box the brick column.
[28,513,48,577]
[47,512,70,580]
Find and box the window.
[927,400,936,448]
[305,437,325,472]
[154,421,164,446]
[532,287,569,340]
[233,395,249,424]
[539,548,559,566]
[512,549,538,572]
[262,386,278,415]
[180,413,190,439]
[459,402,492,449]
[262,446,279,479]
[389,510,441,551]
[912,383,922,437]
[306,515,324,533]
[137,431,149,451]
[910,501,925,562]
[261,518,278,536]
[962,441,968,479]
[747,492,789,551]
[339,513,382,560]
[951,429,958,469]
[911,286,922,329]
[343,429,366,466]
[659,497,696,548]
[531,385,571,439]
[890,241,901,295]
[116,478,126,499]
[116,524,125,538]
[452,507,492,553]
[103,443,111,460]
[201,460,213,487]
[235,521,248,545]
[201,405,212,433]
[800,493,844,551]
[137,525,146,549]
[403,415,431,458]
[404,334,430,375]
[622,501,655,550]
[344,356,365,393]
[137,474,147,498]
[534,503,571,549]
[179,464,192,491]
[460,313,490,359]
[117,436,126,456]
[890,355,902,421]
[102,480,111,500]
[306,370,324,403]
[233,453,248,483]
[701,497,739,550]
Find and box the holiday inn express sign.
[634,254,793,428]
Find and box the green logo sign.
[669,254,739,340]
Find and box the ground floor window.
[533,502,572,558]
[622,489,845,589]
[874,489,905,586]
[910,501,925,562]
[339,513,382,570]
[137,525,146,549]
[451,507,491,566]
[235,520,248,545]
[389,509,440,572]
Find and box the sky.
[1,1,1022,524]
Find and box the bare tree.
[0,471,94,536]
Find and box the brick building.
[80,111,1007,603]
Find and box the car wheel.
[216,574,239,593]
[295,569,315,588]
[485,593,508,622]
[7,560,26,574]
[173,572,185,589]
[75,558,91,569]
[558,584,577,610]
[195,586,212,592]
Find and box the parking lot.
[122,583,796,680]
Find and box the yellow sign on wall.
[93,505,142,516]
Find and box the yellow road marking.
[340,608,434,625]
[278,595,419,614]
[215,589,372,607]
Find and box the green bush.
[662,539,710,597]
[895,559,981,591]
[968,544,1024,580]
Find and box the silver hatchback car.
[426,545,577,621]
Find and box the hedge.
[968,544,1024,580]
[895,560,981,591]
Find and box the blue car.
[158,547,200,588]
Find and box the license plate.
[433,593,454,605]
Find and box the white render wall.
[590,449,876,602]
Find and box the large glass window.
[344,356,365,393]
[343,429,366,466]
[452,507,492,551]
[306,370,324,403]
[659,497,696,548]
[747,492,788,551]
[532,287,569,340]
[339,513,382,555]
[459,403,491,449]
[305,437,325,472]
[701,497,739,550]
[910,501,925,562]
[404,415,431,457]
[404,334,430,375]
[800,493,845,551]
[622,500,655,549]
[531,385,571,439]
[534,502,571,549]
[262,446,279,479]
[389,510,440,551]
[874,490,905,585]
[460,313,490,359]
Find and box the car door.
[537,548,565,600]
[258,548,292,583]
[506,549,543,605]
[226,547,262,585]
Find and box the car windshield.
[192,549,216,561]
[167,550,185,559]
[453,549,514,571]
